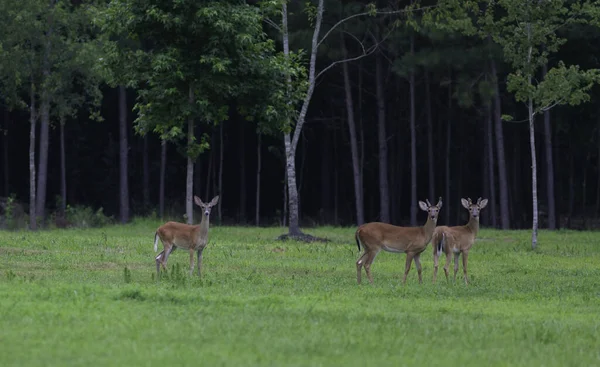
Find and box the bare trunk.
[597,111,600,217]
[542,64,556,229]
[29,82,37,231]
[425,72,435,203]
[205,132,215,200]
[409,35,417,226]
[491,58,511,229]
[143,135,149,209]
[529,99,538,248]
[486,104,498,227]
[333,123,339,225]
[239,126,246,223]
[445,74,452,226]
[118,85,129,223]
[342,35,364,226]
[59,116,66,215]
[256,133,261,226]
[3,110,10,197]
[186,86,194,225]
[583,153,590,228]
[282,168,287,227]
[36,97,50,222]
[281,0,323,236]
[159,140,167,219]
[375,52,389,223]
[218,123,224,223]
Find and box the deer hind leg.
[462,251,469,285]
[453,252,460,283]
[443,252,451,282]
[356,251,369,284]
[402,252,416,285]
[414,253,423,284]
[364,250,379,284]
[189,248,196,276]
[155,250,164,275]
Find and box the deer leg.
[161,245,175,271]
[155,250,164,275]
[196,248,204,277]
[414,253,423,284]
[356,252,369,284]
[189,248,195,276]
[443,252,451,282]
[433,250,440,283]
[453,252,460,283]
[402,252,415,285]
[364,251,378,284]
[462,251,469,285]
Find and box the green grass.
[1,220,599,366]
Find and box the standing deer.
[432,197,488,285]
[154,195,219,276]
[355,197,442,285]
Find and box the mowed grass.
[1,220,600,367]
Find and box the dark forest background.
[2,0,600,232]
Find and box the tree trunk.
[36,97,50,223]
[239,125,246,223]
[205,131,215,200]
[143,135,149,209]
[218,123,224,223]
[425,72,435,203]
[375,52,390,223]
[542,64,556,229]
[486,104,498,227]
[186,85,194,225]
[3,109,9,197]
[159,140,167,219]
[256,133,261,226]
[59,116,67,216]
[118,85,129,224]
[29,82,37,231]
[567,147,574,228]
[491,58,511,229]
[342,35,364,226]
[409,35,418,226]
[282,168,288,227]
[281,0,323,236]
[445,73,452,226]
[333,122,339,225]
[596,110,600,217]
[528,97,538,249]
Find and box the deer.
[153,195,219,277]
[355,197,442,285]
[432,197,488,285]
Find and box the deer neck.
[422,215,437,238]
[198,213,210,235]
[465,215,480,235]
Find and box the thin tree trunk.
[186,85,194,225]
[375,52,390,223]
[528,97,539,248]
[143,135,149,209]
[342,34,364,226]
[59,116,66,216]
[239,125,246,223]
[596,110,600,217]
[218,123,224,223]
[491,58,511,229]
[256,133,261,226]
[542,64,556,229]
[425,72,435,203]
[568,148,574,228]
[333,122,339,225]
[205,131,215,201]
[582,153,590,229]
[118,85,129,224]
[29,82,37,231]
[282,168,287,227]
[3,110,9,197]
[445,73,452,226]
[159,140,167,219]
[486,103,498,227]
[36,97,50,222]
[409,34,417,226]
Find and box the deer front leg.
[189,248,195,276]
[462,251,469,285]
[196,248,204,277]
[414,253,423,284]
[453,252,460,283]
[402,252,415,285]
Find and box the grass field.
[1,219,599,366]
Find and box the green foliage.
[65,205,114,228]
[1,224,600,366]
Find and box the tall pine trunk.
[217,123,224,223]
[445,73,452,226]
[36,97,50,222]
[425,72,435,203]
[59,116,66,216]
[528,94,539,248]
[186,85,195,225]
[409,34,417,226]
[118,85,129,224]
[491,58,511,229]
[375,52,389,223]
[159,140,167,219]
[486,104,498,227]
[239,125,246,223]
[29,82,37,231]
[542,64,556,229]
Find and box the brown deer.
[154,195,219,276]
[432,197,488,285]
[355,198,442,285]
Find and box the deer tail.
[355,230,361,252]
[437,233,445,257]
[154,232,159,252]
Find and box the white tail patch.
[437,233,445,257]
[154,232,159,252]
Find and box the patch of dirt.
[0,247,47,255]
[276,233,330,243]
[271,247,286,253]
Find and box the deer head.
[194,195,219,217]
[460,197,488,219]
[418,197,443,221]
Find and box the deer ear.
[461,198,470,209]
[478,198,489,209]
[194,196,204,207]
[418,201,428,211]
[436,197,443,208]
[209,195,220,206]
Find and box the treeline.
[1,0,600,242]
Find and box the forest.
[2,0,600,242]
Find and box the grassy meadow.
[1,219,599,366]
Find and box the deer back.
[157,221,203,250]
[357,222,432,253]
[433,225,477,254]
